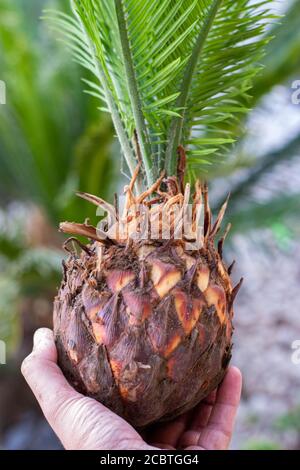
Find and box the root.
[63,237,92,257]
[59,146,231,255]
[218,223,231,258]
[60,222,112,245]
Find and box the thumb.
[21,328,76,407]
[32,327,58,361]
[21,328,153,450]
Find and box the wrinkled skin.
[21,328,242,450]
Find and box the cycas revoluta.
[48,0,274,427]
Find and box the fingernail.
[33,328,50,350]
[33,330,42,350]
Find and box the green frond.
[46,0,275,186]
[45,4,138,184]
[166,0,274,179]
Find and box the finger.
[21,328,151,450]
[21,328,77,405]
[204,366,242,448]
[146,412,191,448]
[32,328,58,361]
[178,367,242,450]
[150,442,175,449]
[177,390,217,450]
[189,389,217,431]
[147,388,217,448]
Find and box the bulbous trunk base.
[54,177,242,427]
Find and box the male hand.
[21,328,242,450]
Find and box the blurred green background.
[0,0,300,450]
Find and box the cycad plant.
[50,0,274,427]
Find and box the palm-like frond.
[46,0,200,183]
[165,0,275,177]
[46,0,274,187]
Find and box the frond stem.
[114,0,154,187]
[71,0,140,191]
[164,0,223,177]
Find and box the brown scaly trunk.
[54,151,242,428]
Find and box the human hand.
[21,328,242,450]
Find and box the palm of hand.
[21,328,241,450]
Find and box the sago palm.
[48,0,274,427]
